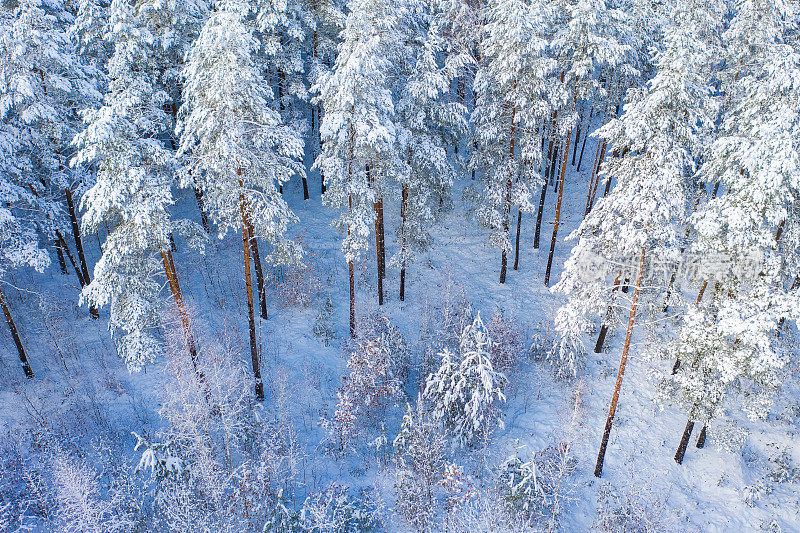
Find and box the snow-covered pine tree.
[178,0,304,401]
[470,0,556,283]
[70,0,110,71]
[666,0,800,463]
[314,0,407,330]
[543,0,633,286]
[393,394,445,532]
[1,0,101,317]
[424,312,507,448]
[0,116,50,377]
[305,0,345,196]
[393,0,469,301]
[73,0,205,377]
[551,0,725,476]
[255,0,315,199]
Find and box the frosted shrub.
[594,481,676,532]
[358,312,410,384]
[313,296,337,346]
[52,454,135,533]
[270,233,323,308]
[487,309,523,375]
[393,395,445,532]
[424,313,507,448]
[498,442,577,529]
[298,483,380,532]
[324,337,401,454]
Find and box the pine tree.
[552,0,725,476]
[73,0,205,374]
[314,0,406,330]
[470,0,555,283]
[1,0,102,317]
[394,0,469,301]
[424,312,507,448]
[543,0,633,286]
[666,0,800,463]
[178,0,304,400]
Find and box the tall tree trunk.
[535,121,556,250]
[696,425,707,448]
[595,242,647,478]
[399,183,408,302]
[513,210,522,270]
[533,181,548,250]
[194,186,211,233]
[585,140,607,216]
[245,220,268,320]
[500,101,517,284]
[56,238,67,274]
[0,285,33,378]
[571,105,582,165]
[595,274,621,353]
[368,164,384,305]
[239,197,264,401]
[56,231,85,286]
[544,114,573,286]
[348,124,356,337]
[65,187,97,319]
[576,105,594,172]
[159,249,208,397]
[674,419,695,464]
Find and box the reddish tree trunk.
[239,198,264,401]
[544,120,573,286]
[595,242,647,477]
[399,181,408,301]
[595,274,622,353]
[513,210,522,270]
[159,249,209,399]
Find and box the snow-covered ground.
[1,139,798,532]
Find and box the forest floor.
[1,133,799,532]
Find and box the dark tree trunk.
[674,419,695,464]
[586,141,607,216]
[65,188,97,319]
[240,205,264,401]
[545,125,572,287]
[513,210,522,270]
[374,200,384,305]
[500,101,517,285]
[594,325,609,354]
[0,286,33,378]
[194,187,211,233]
[595,243,647,478]
[535,129,556,250]
[56,232,85,286]
[377,199,386,279]
[246,221,268,320]
[595,275,621,353]
[56,238,67,274]
[349,258,355,337]
[169,232,177,252]
[572,111,582,166]
[399,183,408,302]
[576,105,594,172]
[695,425,707,448]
